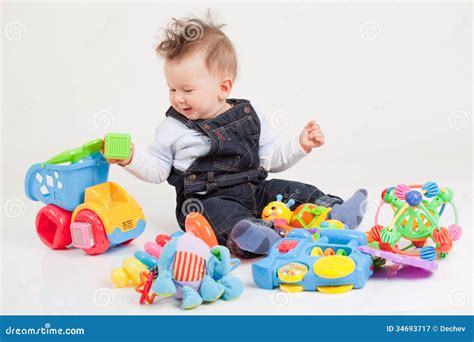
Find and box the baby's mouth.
[182,107,193,113]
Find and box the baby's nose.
[175,96,186,104]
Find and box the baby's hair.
[156,11,237,80]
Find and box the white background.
[1,1,472,315]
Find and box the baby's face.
[165,52,228,120]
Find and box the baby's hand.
[101,141,135,166]
[299,120,325,152]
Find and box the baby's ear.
[219,77,233,98]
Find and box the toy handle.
[449,200,459,225]
[44,139,103,166]
[229,258,241,272]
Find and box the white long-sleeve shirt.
[124,106,310,184]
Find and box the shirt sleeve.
[257,107,310,173]
[122,125,173,184]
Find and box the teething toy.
[368,182,462,260]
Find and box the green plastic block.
[104,133,131,160]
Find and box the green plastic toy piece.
[42,139,103,167]
[384,187,443,241]
[104,133,131,160]
[211,248,222,261]
[293,204,329,228]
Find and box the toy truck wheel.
[35,204,72,249]
[72,209,110,255]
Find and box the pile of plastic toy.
[253,182,462,294]
[24,135,463,308]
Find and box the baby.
[106,15,367,258]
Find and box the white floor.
[2,180,472,316]
[2,0,472,317]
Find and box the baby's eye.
[169,89,176,92]
[184,89,194,93]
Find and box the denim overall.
[166,99,343,246]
